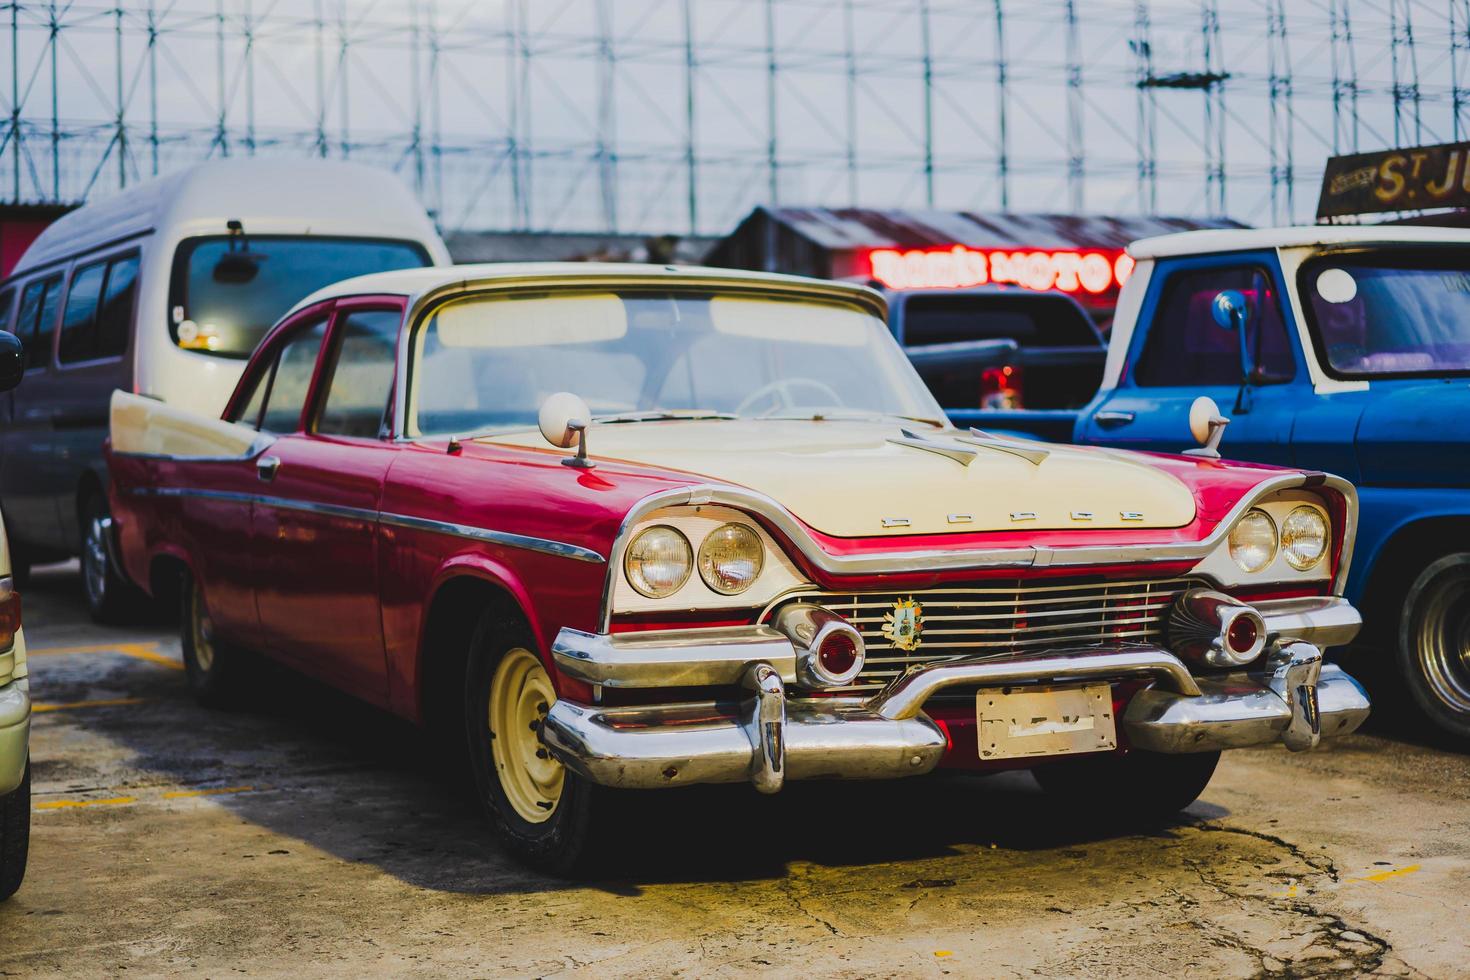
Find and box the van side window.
[58,254,138,364]
[97,254,140,358]
[15,276,61,371]
[59,261,107,364]
[315,310,400,438]
[1132,266,1296,387]
[258,319,328,433]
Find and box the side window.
[1132,266,1296,387]
[229,363,271,429]
[258,319,328,433]
[315,310,401,438]
[15,276,61,371]
[59,260,106,364]
[96,254,139,359]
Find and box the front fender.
[1349,486,1470,606]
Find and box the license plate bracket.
[976,684,1117,760]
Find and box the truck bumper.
[0,680,31,796]
[542,608,1370,793]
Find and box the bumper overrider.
[540,596,1371,793]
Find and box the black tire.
[1032,749,1220,827]
[463,609,601,875]
[0,762,30,901]
[1398,553,1470,741]
[80,492,143,624]
[180,569,249,709]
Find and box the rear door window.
[58,253,138,365]
[97,254,139,358]
[257,319,329,433]
[1132,266,1295,387]
[315,310,401,438]
[59,261,106,364]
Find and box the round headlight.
[697,522,765,595]
[1228,508,1278,573]
[624,526,692,598]
[1281,506,1329,571]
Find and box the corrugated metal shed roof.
[749,207,1244,252]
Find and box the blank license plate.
[976,684,1117,760]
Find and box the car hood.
[486,420,1197,537]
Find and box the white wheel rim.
[190,585,216,673]
[488,648,563,824]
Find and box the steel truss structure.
[2,0,1468,234]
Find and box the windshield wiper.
[593,409,738,424]
[760,410,947,428]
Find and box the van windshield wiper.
[594,409,738,424]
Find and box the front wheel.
[1032,749,1220,827]
[0,762,30,901]
[80,494,142,624]
[180,570,250,708]
[464,611,600,875]
[1399,553,1470,741]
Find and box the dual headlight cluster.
[625,522,765,598]
[1227,505,1329,574]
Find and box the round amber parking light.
[1281,506,1329,571]
[625,526,693,598]
[1228,508,1278,574]
[697,522,765,595]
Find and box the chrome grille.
[791,577,1197,692]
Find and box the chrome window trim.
[111,433,278,464]
[598,473,1358,630]
[123,487,604,564]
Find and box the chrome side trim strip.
[379,512,605,564]
[124,488,604,564]
[598,473,1359,628]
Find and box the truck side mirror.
[0,332,22,393]
[1210,289,1254,386]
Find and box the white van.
[0,159,450,619]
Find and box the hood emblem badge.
[880,517,911,528]
[1121,511,1145,521]
[1010,511,1037,522]
[882,597,925,651]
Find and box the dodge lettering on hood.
[105,263,1370,873]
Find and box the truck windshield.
[407,289,944,437]
[169,235,430,358]
[1300,250,1470,377]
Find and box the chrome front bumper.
[542,597,1369,793]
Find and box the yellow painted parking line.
[35,796,137,810]
[162,785,255,799]
[1350,864,1421,883]
[27,641,184,670]
[33,697,150,713]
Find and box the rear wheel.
[0,762,30,901]
[1399,553,1470,741]
[464,610,599,875]
[1032,749,1220,827]
[80,493,142,624]
[180,570,248,708]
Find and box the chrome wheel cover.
[1415,562,1470,715]
[82,517,109,607]
[488,647,563,824]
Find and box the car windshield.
[407,288,945,437]
[170,235,430,358]
[1300,249,1470,377]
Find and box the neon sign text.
[868,245,1135,294]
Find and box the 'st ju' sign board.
[1317,142,1470,219]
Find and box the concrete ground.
[3,564,1467,979]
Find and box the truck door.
[1077,254,1308,466]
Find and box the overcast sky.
[2,0,1464,234]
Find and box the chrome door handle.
[256,455,281,482]
[1094,410,1136,429]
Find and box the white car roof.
[285,261,888,319]
[1128,224,1470,259]
[11,158,448,275]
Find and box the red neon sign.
[868,245,1135,295]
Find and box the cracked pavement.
[5,566,1467,978]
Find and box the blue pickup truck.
[1051,225,1470,739]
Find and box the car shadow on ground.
[26,564,1365,899]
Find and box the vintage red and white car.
[107,263,1371,871]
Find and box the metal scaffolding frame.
[0,0,1464,234]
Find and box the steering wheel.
[735,378,846,417]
